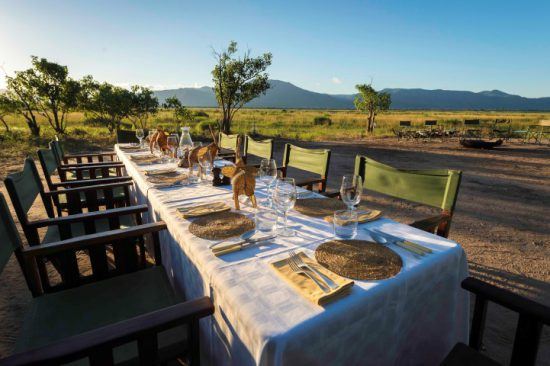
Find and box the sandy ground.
[0,137,548,364]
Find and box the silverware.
[209,230,256,249]
[364,228,424,257]
[289,250,339,290]
[287,256,329,293]
[371,228,432,254]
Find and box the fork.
[289,250,339,290]
[287,256,329,293]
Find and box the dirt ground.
[0,137,548,364]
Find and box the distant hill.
[155,80,550,110]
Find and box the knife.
[213,235,276,256]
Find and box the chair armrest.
[295,178,324,187]
[27,204,148,229]
[410,214,450,233]
[58,163,123,172]
[0,296,213,366]
[64,151,116,159]
[321,191,341,199]
[50,176,132,188]
[462,277,550,325]
[22,222,166,257]
[61,161,123,168]
[45,181,133,197]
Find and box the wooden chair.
[394,121,414,140]
[50,139,118,166]
[243,135,273,165]
[217,132,240,159]
[354,155,462,238]
[491,119,512,140]
[37,148,130,215]
[5,158,145,289]
[0,193,213,366]
[116,128,148,144]
[463,119,482,138]
[442,277,549,366]
[280,143,331,192]
[525,120,550,144]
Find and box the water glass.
[259,158,278,206]
[255,208,278,232]
[273,178,297,236]
[199,150,212,183]
[135,129,144,147]
[333,210,358,238]
[340,174,362,211]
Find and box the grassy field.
[0,108,548,172]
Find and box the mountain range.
[154,80,550,111]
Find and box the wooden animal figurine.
[188,126,220,177]
[221,136,257,210]
[149,127,169,153]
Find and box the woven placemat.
[315,240,402,280]
[188,211,255,240]
[131,155,161,164]
[147,172,187,185]
[294,198,347,217]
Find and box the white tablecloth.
[116,145,469,366]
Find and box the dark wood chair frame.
[50,140,118,166]
[0,220,214,366]
[442,277,550,366]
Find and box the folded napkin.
[177,201,231,218]
[324,209,382,225]
[271,251,354,306]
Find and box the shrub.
[194,110,209,118]
[313,116,332,126]
[195,120,218,134]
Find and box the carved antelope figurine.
[188,125,220,177]
[149,126,169,153]
[221,135,257,210]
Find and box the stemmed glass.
[135,129,144,147]
[167,135,179,158]
[259,159,278,207]
[340,174,362,211]
[273,177,297,236]
[198,150,212,183]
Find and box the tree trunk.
[27,118,40,136]
[0,117,9,132]
[221,118,231,134]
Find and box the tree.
[5,70,41,136]
[0,94,18,132]
[163,96,194,131]
[128,85,159,129]
[212,41,272,133]
[29,56,81,134]
[80,78,133,133]
[354,84,391,134]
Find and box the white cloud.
[331,77,342,84]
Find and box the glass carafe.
[179,127,194,152]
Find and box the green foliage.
[212,41,272,133]
[195,120,219,134]
[354,84,392,133]
[128,85,159,129]
[0,94,18,131]
[194,110,209,118]
[313,116,332,126]
[4,68,41,136]
[163,96,193,130]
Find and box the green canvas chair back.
[354,155,462,213]
[399,121,411,127]
[117,129,148,144]
[219,132,240,151]
[49,140,65,166]
[283,144,331,178]
[0,193,22,274]
[37,148,60,190]
[464,119,480,126]
[425,120,437,126]
[244,135,273,161]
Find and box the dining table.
[115,144,470,366]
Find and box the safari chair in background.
[4,158,146,290]
[354,155,462,238]
[37,148,130,215]
[525,120,550,144]
[50,139,118,166]
[462,119,482,138]
[217,132,240,160]
[442,276,549,366]
[491,119,512,140]
[116,128,148,144]
[0,193,214,366]
[417,120,441,140]
[393,121,414,140]
[280,143,331,192]
[243,135,274,166]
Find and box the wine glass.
[167,135,179,158]
[340,174,362,211]
[273,178,297,237]
[259,159,278,207]
[135,129,144,147]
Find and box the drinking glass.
[167,135,179,158]
[198,150,212,183]
[333,210,358,238]
[259,159,278,207]
[255,208,278,232]
[340,174,362,211]
[273,178,297,236]
[135,129,144,147]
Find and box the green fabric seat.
[14,266,186,365]
[43,215,135,244]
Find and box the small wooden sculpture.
[221,135,257,210]
[149,126,169,152]
[188,126,220,177]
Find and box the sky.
[0,0,549,97]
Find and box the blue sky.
[0,0,549,97]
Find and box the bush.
[194,110,209,118]
[313,116,332,126]
[195,120,218,134]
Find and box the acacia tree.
[128,85,159,129]
[163,96,193,131]
[212,41,272,133]
[0,94,18,132]
[5,70,41,136]
[80,77,133,133]
[354,84,391,134]
[29,56,81,134]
